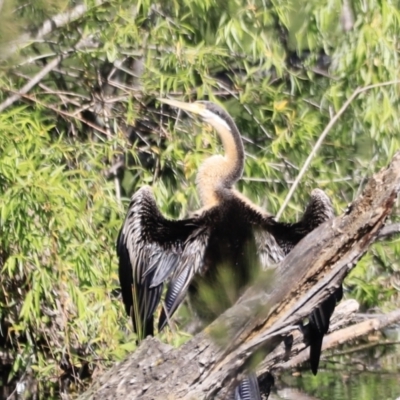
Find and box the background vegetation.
[0,0,399,393]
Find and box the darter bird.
[116,99,340,397]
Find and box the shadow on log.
[79,152,400,400]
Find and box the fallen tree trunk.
[80,152,400,400]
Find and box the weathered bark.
[79,152,400,400]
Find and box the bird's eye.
[213,108,222,117]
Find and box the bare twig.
[5,365,30,400]
[333,340,400,357]
[1,1,107,60]
[16,52,58,67]
[13,71,90,105]
[276,80,400,220]
[378,223,400,239]
[0,34,100,113]
[18,92,113,137]
[215,79,274,139]
[341,0,355,32]
[0,55,64,113]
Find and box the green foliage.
[0,107,134,380]
[0,0,400,388]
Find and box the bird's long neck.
[196,117,245,207]
[218,121,245,182]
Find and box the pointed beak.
[157,98,206,116]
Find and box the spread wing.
[158,224,210,331]
[116,186,209,340]
[308,285,343,373]
[294,189,340,374]
[268,189,340,374]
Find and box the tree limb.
[377,222,400,239]
[0,55,64,113]
[0,1,108,60]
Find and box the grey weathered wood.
[79,152,400,400]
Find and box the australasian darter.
[116,99,341,397]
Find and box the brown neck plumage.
[196,115,245,207]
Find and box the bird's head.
[158,98,233,134]
[158,98,245,197]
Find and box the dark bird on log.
[116,99,340,397]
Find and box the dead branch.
[1,1,107,60]
[0,34,98,113]
[278,308,400,371]
[378,222,400,239]
[79,151,400,400]
[333,339,400,357]
[0,55,64,113]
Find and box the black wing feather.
[158,225,209,331]
[268,189,340,375]
[234,373,261,400]
[117,186,200,339]
[117,186,210,340]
